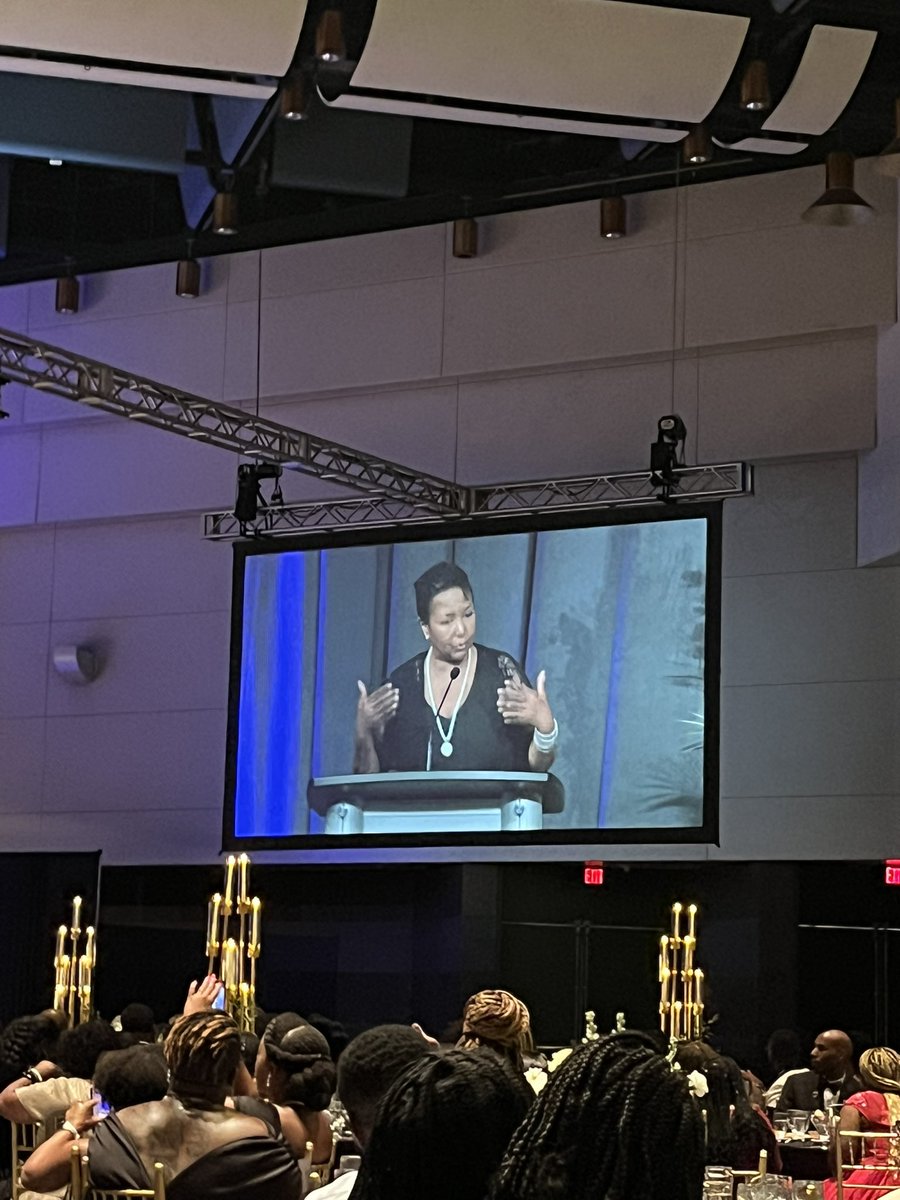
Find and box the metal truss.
[204,462,752,540]
[0,327,464,514]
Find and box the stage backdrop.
[233,520,708,838]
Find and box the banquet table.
[777,1137,830,1182]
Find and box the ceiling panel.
[0,0,309,77]
[763,24,878,136]
[351,0,749,124]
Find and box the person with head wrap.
[456,989,534,1073]
[354,561,558,776]
[253,1012,336,1164]
[823,1047,900,1200]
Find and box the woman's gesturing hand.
[496,669,553,732]
[356,680,399,739]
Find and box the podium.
[308,771,565,835]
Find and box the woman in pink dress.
[824,1047,900,1200]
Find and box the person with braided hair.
[488,1031,705,1200]
[351,1047,530,1200]
[22,1011,300,1200]
[254,1011,336,1164]
[824,1046,900,1200]
[455,989,534,1073]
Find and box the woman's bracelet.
[532,720,559,752]
[61,1120,80,1139]
[22,1067,43,1084]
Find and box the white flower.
[525,1066,548,1095]
[547,1047,574,1073]
[686,1069,709,1098]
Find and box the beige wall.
[0,159,897,863]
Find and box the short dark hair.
[352,1048,530,1200]
[119,1003,155,1039]
[0,1012,66,1088]
[337,1025,433,1148]
[57,1020,120,1080]
[165,1012,241,1092]
[413,562,473,624]
[93,1044,168,1110]
[490,1033,704,1200]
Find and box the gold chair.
[834,1127,900,1200]
[70,1144,166,1200]
[11,1120,43,1200]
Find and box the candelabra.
[659,901,705,1042]
[205,854,262,1033]
[53,895,95,1026]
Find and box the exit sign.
[886,861,900,886]
[583,862,604,886]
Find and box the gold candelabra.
[205,854,261,1033]
[53,895,95,1026]
[658,901,705,1042]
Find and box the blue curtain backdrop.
[234,521,707,836]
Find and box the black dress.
[375,644,534,773]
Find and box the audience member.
[23,1011,298,1200]
[352,1047,530,1200]
[690,1052,781,1172]
[824,1046,900,1200]
[489,1031,705,1200]
[0,1019,119,1125]
[118,1003,156,1046]
[456,989,533,1072]
[255,1012,336,1163]
[316,1024,433,1199]
[777,1029,862,1111]
[19,1043,169,1190]
[763,1029,806,1109]
[0,1012,67,1090]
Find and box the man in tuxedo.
[776,1029,862,1111]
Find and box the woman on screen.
[354,561,558,774]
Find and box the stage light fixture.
[279,73,310,121]
[876,99,900,177]
[682,124,712,165]
[316,10,346,62]
[650,414,688,500]
[600,196,627,239]
[55,275,79,315]
[175,258,201,299]
[740,59,770,112]
[452,217,478,258]
[801,152,873,226]
[234,462,284,526]
[213,191,238,235]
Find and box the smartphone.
[212,985,226,1011]
[91,1087,111,1118]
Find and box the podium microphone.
[427,666,460,770]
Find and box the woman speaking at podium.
[354,561,558,774]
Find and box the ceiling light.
[876,98,900,176]
[452,217,478,258]
[176,258,201,298]
[48,158,63,167]
[212,191,238,235]
[600,196,627,239]
[682,123,712,165]
[55,276,79,315]
[801,152,873,226]
[279,74,309,121]
[740,60,771,112]
[316,10,346,63]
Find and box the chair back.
[11,1120,43,1200]
[71,1145,167,1200]
[834,1126,900,1200]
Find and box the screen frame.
[221,501,722,853]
